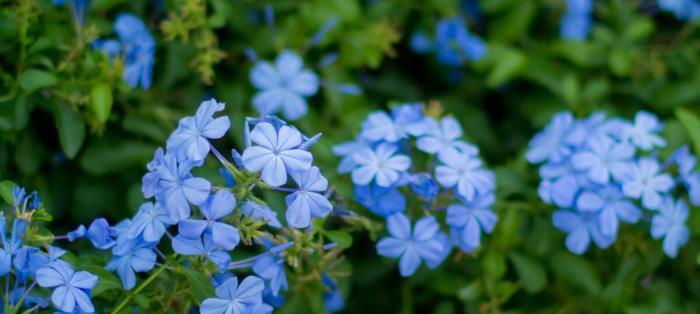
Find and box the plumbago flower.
[335,103,497,276]
[410,17,487,66]
[560,0,593,40]
[527,111,698,257]
[65,98,348,312]
[0,183,99,313]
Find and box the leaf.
[183,268,215,304]
[509,253,547,294]
[482,251,506,282]
[19,69,57,92]
[486,45,528,87]
[81,265,123,297]
[91,83,113,124]
[675,107,700,155]
[54,103,85,159]
[551,252,601,295]
[80,141,154,175]
[325,230,353,249]
[0,180,16,205]
[608,47,631,77]
[15,130,44,176]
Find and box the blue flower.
[560,0,592,40]
[322,274,345,313]
[178,190,240,250]
[667,145,697,179]
[658,0,700,21]
[571,135,635,184]
[127,202,174,243]
[446,193,497,250]
[376,214,450,277]
[166,99,231,162]
[67,225,86,242]
[576,185,641,236]
[250,50,319,120]
[408,173,439,200]
[621,158,674,210]
[285,166,332,228]
[155,154,211,222]
[172,234,231,271]
[0,218,25,276]
[434,17,487,66]
[351,143,411,187]
[240,201,282,228]
[360,104,428,143]
[651,197,690,258]
[435,150,494,202]
[623,111,666,151]
[36,262,98,313]
[417,116,478,160]
[354,184,406,218]
[526,112,576,164]
[142,148,165,198]
[409,31,434,54]
[252,255,287,296]
[686,173,700,206]
[332,138,372,174]
[96,13,155,89]
[53,0,91,26]
[200,276,265,314]
[106,240,156,290]
[242,122,313,187]
[85,218,116,249]
[552,210,615,254]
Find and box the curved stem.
[110,265,167,314]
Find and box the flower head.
[200,276,265,314]
[552,210,615,254]
[435,150,494,201]
[155,154,211,222]
[623,111,666,151]
[36,262,98,313]
[446,193,497,250]
[167,99,231,162]
[128,202,174,243]
[651,197,690,258]
[285,166,332,228]
[178,190,240,250]
[434,17,486,66]
[351,143,411,187]
[621,158,674,210]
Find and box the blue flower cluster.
[68,98,342,313]
[335,104,497,276]
[410,17,487,66]
[0,185,99,313]
[527,111,699,257]
[95,13,155,89]
[658,0,700,20]
[560,0,593,40]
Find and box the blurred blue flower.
[409,31,434,54]
[409,173,439,200]
[417,116,478,160]
[560,0,593,40]
[154,154,211,222]
[351,143,411,187]
[434,17,486,66]
[571,136,635,184]
[86,218,116,250]
[332,138,372,174]
[446,193,497,250]
[376,214,449,276]
[252,255,287,296]
[526,112,576,164]
[623,111,666,151]
[200,276,265,314]
[576,185,641,236]
[322,274,345,313]
[435,150,494,202]
[166,99,231,162]
[172,234,231,271]
[66,225,86,242]
[36,262,98,313]
[142,147,165,198]
[0,218,26,275]
[250,50,319,120]
[53,0,91,26]
[686,173,700,206]
[552,210,615,254]
[621,158,674,210]
[106,240,156,289]
[285,166,332,228]
[178,190,240,250]
[360,104,428,143]
[354,184,406,218]
[667,145,697,178]
[658,0,700,21]
[240,201,282,228]
[651,197,690,258]
[242,122,313,187]
[127,202,174,243]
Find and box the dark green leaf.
[325,230,353,249]
[54,103,85,159]
[675,107,700,154]
[19,69,57,93]
[551,252,601,295]
[183,268,215,303]
[509,253,547,294]
[0,180,16,205]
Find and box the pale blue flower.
[85,218,116,249]
[106,240,156,290]
[526,112,576,164]
[240,201,281,228]
[142,148,165,198]
[252,256,287,296]
[332,138,372,174]
[408,173,439,200]
[155,154,211,222]
[434,17,487,66]
[658,0,700,21]
[435,150,494,201]
[686,173,700,206]
[651,197,690,258]
[552,210,615,254]
[127,202,174,243]
[623,111,666,151]
[242,122,313,187]
[560,0,592,40]
[0,218,26,276]
[178,190,240,250]
[250,50,319,120]
[200,276,265,314]
[446,193,497,249]
[166,99,231,162]
[376,214,449,277]
[621,158,674,210]
[36,262,98,313]
[417,116,478,160]
[354,184,406,218]
[351,143,411,187]
[667,145,697,178]
[360,104,428,143]
[172,234,231,271]
[571,135,635,184]
[576,185,641,236]
[322,274,344,313]
[285,166,332,228]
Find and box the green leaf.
[80,141,154,175]
[81,265,122,297]
[19,69,57,93]
[54,103,85,159]
[482,251,506,281]
[509,253,547,294]
[608,47,631,77]
[0,180,16,205]
[675,107,700,154]
[551,252,601,295]
[486,46,528,87]
[325,230,353,249]
[183,268,215,303]
[91,83,113,124]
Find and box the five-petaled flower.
[36,262,98,313]
[351,143,411,187]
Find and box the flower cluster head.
[560,0,593,40]
[68,98,343,312]
[0,185,98,313]
[658,0,700,21]
[95,13,155,89]
[527,111,699,257]
[410,17,487,66]
[335,103,497,276]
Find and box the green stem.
[110,265,167,314]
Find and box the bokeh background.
[1,0,700,312]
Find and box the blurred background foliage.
[1,0,700,312]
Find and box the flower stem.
[110,265,167,314]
